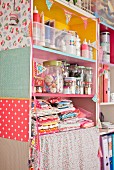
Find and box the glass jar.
[69,64,79,77]
[62,61,70,78]
[78,66,86,82]
[75,77,81,94]
[43,60,63,93]
[85,67,93,83]
[85,82,92,95]
[64,77,76,94]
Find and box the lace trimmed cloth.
[40,127,100,170]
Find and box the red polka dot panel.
[0,99,29,142]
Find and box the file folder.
[103,64,110,102]
[112,134,114,170]
[108,135,113,170]
[101,135,110,170]
[99,63,103,103]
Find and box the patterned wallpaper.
[0,0,31,51]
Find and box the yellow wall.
[34,0,97,59]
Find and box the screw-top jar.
[85,67,93,83]
[43,60,63,93]
[64,77,76,94]
[78,66,86,82]
[62,61,70,78]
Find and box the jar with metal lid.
[43,60,63,93]
[69,64,79,77]
[85,82,92,95]
[85,67,93,83]
[75,77,81,94]
[62,61,70,78]
[71,66,80,78]
[78,66,86,82]
[100,32,110,43]
[64,77,76,94]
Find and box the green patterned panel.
[0,47,30,98]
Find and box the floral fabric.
[0,0,31,51]
[40,127,100,170]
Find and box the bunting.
[46,0,54,10]
[64,9,72,24]
[81,16,88,29]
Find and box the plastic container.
[103,52,110,63]
[81,39,89,58]
[88,40,93,59]
[33,6,40,45]
[64,77,76,94]
[43,60,63,93]
[65,33,76,55]
[76,35,81,56]
[100,32,110,43]
[33,6,40,22]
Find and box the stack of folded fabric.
[38,115,59,135]
[76,109,94,128]
[48,98,80,131]
[31,98,95,136]
[36,99,60,116]
[32,99,60,135]
[48,98,94,131]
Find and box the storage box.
[33,22,78,55]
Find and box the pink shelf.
[32,93,94,98]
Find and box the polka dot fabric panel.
[0,98,29,142]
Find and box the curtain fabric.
[40,127,100,170]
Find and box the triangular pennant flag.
[37,63,46,76]
[81,16,88,29]
[34,62,46,76]
[90,41,98,49]
[46,0,54,10]
[92,94,98,103]
[64,9,72,24]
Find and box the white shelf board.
[33,45,96,65]
[100,102,114,106]
[99,128,114,135]
[55,0,96,20]
[100,21,114,30]
[100,61,114,67]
